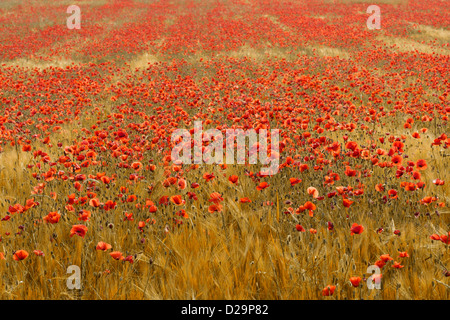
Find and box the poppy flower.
[228,175,239,184]
[350,223,364,235]
[303,201,316,217]
[380,254,393,262]
[295,224,305,232]
[398,251,409,258]
[388,189,398,199]
[391,155,402,165]
[256,182,270,190]
[33,250,44,256]
[208,204,223,213]
[203,173,215,182]
[327,222,334,231]
[110,251,124,260]
[375,260,386,269]
[209,192,224,204]
[131,162,143,171]
[176,210,189,219]
[349,276,362,287]
[392,261,404,269]
[304,201,316,211]
[78,210,91,221]
[43,211,61,224]
[433,179,445,186]
[177,179,187,190]
[307,187,319,198]
[96,241,112,251]
[89,198,101,207]
[343,198,354,208]
[416,159,427,170]
[240,197,252,203]
[13,250,29,261]
[123,212,134,221]
[187,192,198,201]
[70,225,88,238]
[124,255,134,264]
[322,285,336,296]
[432,232,450,245]
[289,178,302,186]
[159,195,169,205]
[430,234,441,241]
[170,195,185,206]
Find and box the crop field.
[0,0,448,300]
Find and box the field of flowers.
[0,0,448,300]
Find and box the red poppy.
[33,250,44,256]
[343,198,354,208]
[96,241,112,251]
[170,195,185,206]
[416,159,427,170]
[13,250,29,261]
[209,192,224,204]
[380,254,393,262]
[388,189,398,199]
[349,277,361,287]
[177,179,187,190]
[350,223,364,235]
[124,255,134,264]
[307,187,319,198]
[110,251,124,260]
[322,285,336,296]
[203,173,215,182]
[433,179,445,185]
[256,182,270,190]
[43,211,61,224]
[78,210,91,221]
[228,175,239,184]
[89,198,101,207]
[208,204,223,213]
[70,225,88,238]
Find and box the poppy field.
[0,0,449,300]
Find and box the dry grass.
[2,58,76,70]
[410,24,450,44]
[0,0,448,301]
[222,44,294,61]
[378,35,450,55]
[307,45,350,59]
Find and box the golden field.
[0,0,448,299]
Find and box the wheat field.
[0,0,448,300]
